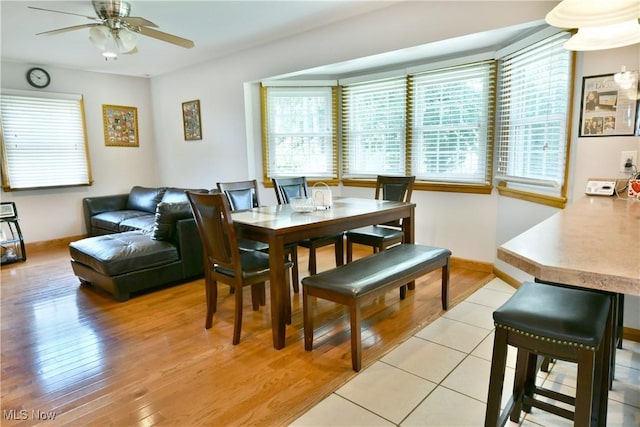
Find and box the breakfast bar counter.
[498,196,640,296]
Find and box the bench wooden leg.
[303,286,314,351]
[441,261,450,310]
[349,301,362,372]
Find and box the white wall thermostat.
[585,180,616,196]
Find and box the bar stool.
[484,281,612,427]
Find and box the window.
[1,90,92,191]
[261,30,573,202]
[341,77,407,178]
[261,85,337,181]
[495,32,573,206]
[411,62,495,185]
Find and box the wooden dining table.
[232,197,416,349]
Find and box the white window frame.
[1,89,92,191]
[411,61,496,185]
[261,84,337,181]
[341,75,408,178]
[495,31,573,206]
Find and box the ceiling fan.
[29,0,194,60]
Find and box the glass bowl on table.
[289,197,315,213]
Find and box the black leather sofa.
[69,186,207,301]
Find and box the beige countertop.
[498,196,640,296]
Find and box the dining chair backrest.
[217,180,261,211]
[375,176,415,202]
[375,176,415,227]
[186,191,239,275]
[272,177,310,205]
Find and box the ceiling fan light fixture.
[563,19,640,51]
[102,33,119,60]
[89,25,109,50]
[115,28,137,53]
[32,1,195,57]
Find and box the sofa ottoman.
[70,231,185,301]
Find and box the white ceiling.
[1,1,551,80]
[1,0,400,77]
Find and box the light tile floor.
[290,278,640,426]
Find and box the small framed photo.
[579,72,639,137]
[102,104,139,147]
[182,99,202,140]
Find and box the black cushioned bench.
[302,244,451,371]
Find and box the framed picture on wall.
[102,104,139,147]
[182,99,202,141]
[579,71,639,137]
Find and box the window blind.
[341,77,407,178]
[411,61,495,184]
[263,86,336,179]
[1,90,91,190]
[495,32,572,192]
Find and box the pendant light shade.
[563,19,640,51]
[89,26,109,50]
[545,0,640,50]
[546,0,640,29]
[115,28,137,53]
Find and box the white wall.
[1,62,157,241]
[572,48,640,202]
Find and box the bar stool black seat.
[484,281,612,427]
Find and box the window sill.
[262,178,340,189]
[497,181,567,208]
[342,179,492,195]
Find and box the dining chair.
[272,177,344,287]
[186,191,293,344]
[217,180,300,290]
[217,180,269,252]
[345,175,415,262]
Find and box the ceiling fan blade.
[136,26,194,49]
[28,6,101,22]
[122,16,158,28]
[36,23,101,36]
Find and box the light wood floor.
[1,243,494,426]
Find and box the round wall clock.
[26,67,51,88]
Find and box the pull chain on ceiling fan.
[29,0,194,60]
